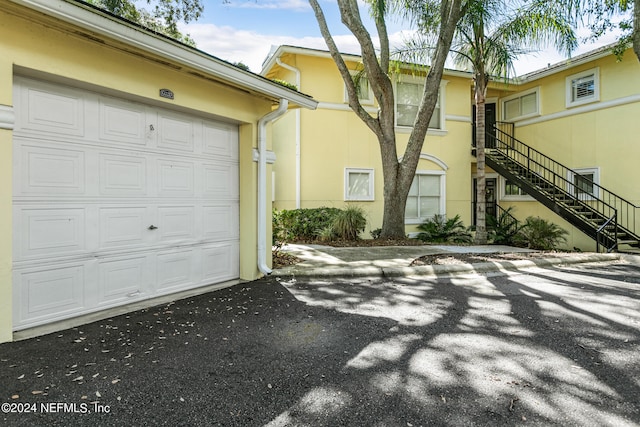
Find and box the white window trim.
[344,71,374,105]
[499,176,534,201]
[501,86,541,122]
[567,167,600,200]
[405,170,446,225]
[566,67,600,108]
[394,76,447,132]
[344,168,375,201]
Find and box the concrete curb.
[272,253,622,279]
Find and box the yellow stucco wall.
[500,50,640,200]
[272,111,298,209]
[495,49,640,246]
[269,52,476,235]
[0,4,282,342]
[269,46,639,251]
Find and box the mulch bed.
[272,251,301,269]
[272,238,427,269]
[290,238,427,247]
[272,238,581,269]
[409,251,579,266]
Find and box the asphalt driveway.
[1,260,639,426]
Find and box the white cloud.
[184,23,360,71]
[183,22,419,72]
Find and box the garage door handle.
[148,225,158,230]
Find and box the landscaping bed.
[410,251,581,266]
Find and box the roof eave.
[261,45,474,80]
[9,0,317,110]
[516,44,623,83]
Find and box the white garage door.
[12,76,240,330]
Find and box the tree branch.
[336,0,395,133]
[308,0,381,133]
[401,0,464,182]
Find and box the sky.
[177,0,623,75]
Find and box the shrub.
[416,214,473,244]
[332,205,367,240]
[516,216,568,250]
[273,207,341,243]
[370,228,382,239]
[315,225,336,242]
[487,206,525,246]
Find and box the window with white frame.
[566,68,599,108]
[502,87,540,121]
[396,79,442,129]
[345,168,374,201]
[345,72,373,104]
[568,167,600,199]
[500,177,533,200]
[405,172,445,223]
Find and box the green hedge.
[273,207,342,243]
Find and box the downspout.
[257,99,289,275]
[275,57,302,208]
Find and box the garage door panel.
[13,77,240,330]
[157,206,195,242]
[158,159,195,197]
[157,113,194,153]
[97,256,149,305]
[19,144,85,195]
[203,121,239,159]
[18,207,86,259]
[156,249,196,292]
[99,98,148,145]
[203,205,239,240]
[202,163,239,199]
[17,82,85,138]
[99,153,147,195]
[15,265,85,324]
[202,242,239,283]
[99,207,150,249]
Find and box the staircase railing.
[489,122,639,245]
[596,215,618,253]
[494,205,520,231]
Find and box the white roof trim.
[10,0,317,110]
[264,44,629,88]
[262,45,474,80]
[516,44,623,83]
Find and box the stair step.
[488,146,640,252]
[618,239,639,245]
[618,247,640,254]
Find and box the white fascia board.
[515,44,622,84]
[10,0,317,110]
[261,45,474,80]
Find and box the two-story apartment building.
[262,44,640,252]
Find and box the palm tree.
[398,0,577,243]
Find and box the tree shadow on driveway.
[1,262,639,427]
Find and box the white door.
[12,76,240,330]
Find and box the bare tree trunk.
[474,79,487,245]
[309,0,464,239]
[634,0,640,62]
[380,162,409,237]
[379,0,463,239]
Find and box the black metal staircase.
[477,122,640,252]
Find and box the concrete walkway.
[273,243,623,278]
